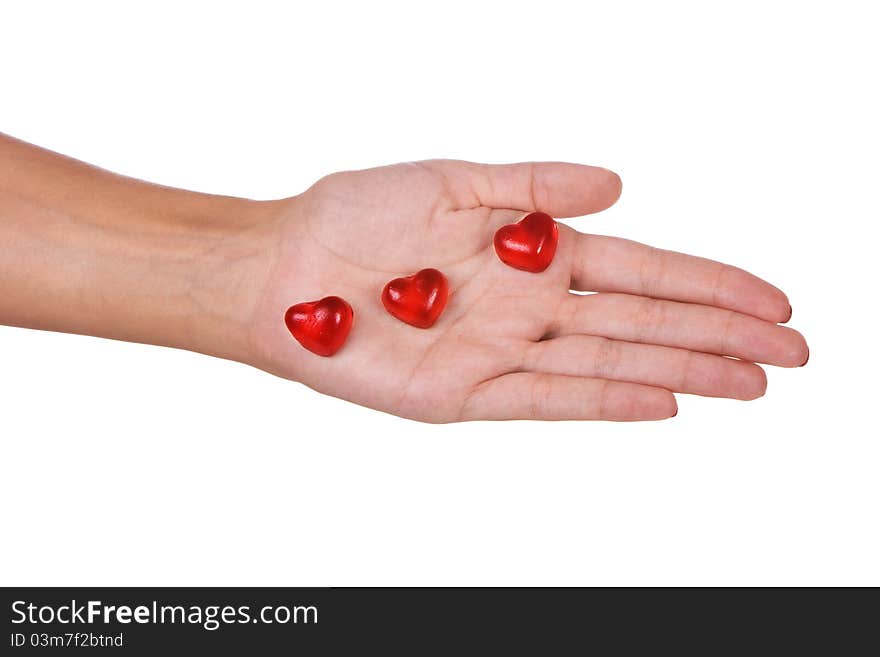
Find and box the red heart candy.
[382,268,449,329]
[284,296,354,357]
[493,211,559,273]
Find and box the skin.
[0,134,809,422]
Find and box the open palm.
[249,160,807,422]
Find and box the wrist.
[168,195,286,365]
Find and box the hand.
[245,161,808,422]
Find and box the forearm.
[0,133,279,362]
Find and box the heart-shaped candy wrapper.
[382,268,449,329]
[493,211,559,273]
[284,295,354,356]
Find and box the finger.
[553,293,809,367]
[423,160,623,216]
[570,230,792,323]
[526,335,767,400]
[461,373,677,421]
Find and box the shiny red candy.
[284,296,354,357]
[493,211,559,273]
[381,268,449,329]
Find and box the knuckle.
[639,247,666,297]
[596,380,612,420]
[529,375,555,419]
[593,337,621,379]
[632,297,664,341]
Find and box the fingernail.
[800,347,810,367]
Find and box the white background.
[1,1,877,586]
